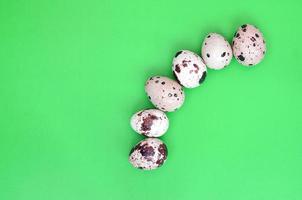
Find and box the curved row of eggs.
[129,24,266,170]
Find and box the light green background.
[1,0,302,199]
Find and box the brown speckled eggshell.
[232,24,266,66]
[129,138,168,170]
[145,76,185,112]
[130,109,169,137]
[172,50,207,88]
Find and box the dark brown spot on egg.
[241,24,247,28]
[206,53,210,58]
[251,37,256,42]
[175,51,182,57]
[207,35,211,38]
[158,143,168,159]
[255,33,259,38]
[139,144,155,158]
[221,52,226,57]
[199,71,207,84]
[182,59,191,67]
[130,141,146,156]
[237,55,245,61]
[155,80,159,83]
[161,81,165,85]
[156,158,164,166]
[236,33,240,38]
[175,64,181,73]
[141,114,158,132]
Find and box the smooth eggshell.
[232,24,266,66]
[130,109,169,137]
[145,76,185,112]
[129,138,168,170]
[201,33,233,70]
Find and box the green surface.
[0,0,302,199]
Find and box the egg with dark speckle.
[202,33,232,70]
[129,138,168,170]
[172,50,207,88]
[130,109,169,137]
[145,76,185,112]
[232,24,266,66]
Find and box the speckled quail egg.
[232,24,266,66]
[130,109,169,137]
[172,50,207,88]
[145,76,185,112]
[129,138,168,170]
[201,33,233,70]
